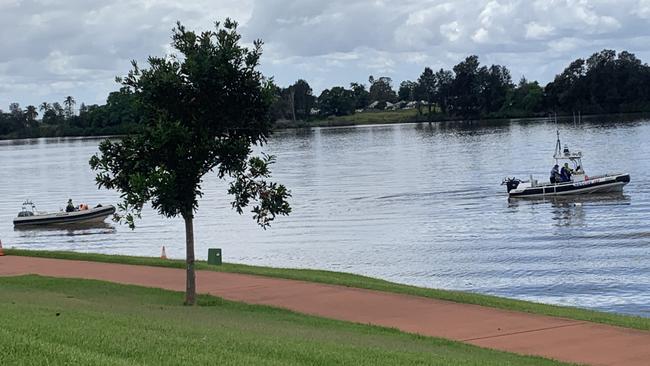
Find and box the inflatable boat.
[13,201,116,227]
[502,131,630,198]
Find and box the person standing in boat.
[66,199,75,213]
[560,163,573,182]
[550,164,561,184]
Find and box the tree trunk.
[289,90,297,123]
[183,214,196,305]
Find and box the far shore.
[274,109,650,129]
[2,110,650,142]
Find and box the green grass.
[0,275,570,365]
[6,249,650,332]
[274,109,425,129]
[331,109,422,125]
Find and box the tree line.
[3,49,650,138]
[0,88,142,138]
[267,49,650,121]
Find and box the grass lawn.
[0,276,570,366]
[274,109,426,128]
[6,249,650,332]
[329,109,422,125]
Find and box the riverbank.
[6,249,649,331]
[3,252,650,365]
[0,275,566,366]
[273,110,650,129]
[4,110,650,141]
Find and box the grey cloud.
[2,0,650,108]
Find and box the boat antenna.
[554,129,561,160]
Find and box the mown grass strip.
[6,248,650,331]
[0,275,570,366]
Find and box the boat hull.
[508,174,630,198]
[13,205,116,227]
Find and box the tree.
[350,82,370,109]
[434,69,453,114]
[418,68,437,114]
[318,86,356,116]
[89,20,291,305]
[52,102,65,118]
[9,103,23,118]
[478,64,513,114]
[287,80,315,120]
[398,80,417,102]
[25,105,38,122]
[64,96,76,119]
[545,58,587,112]
[502,77,543,116]
[368,76,397,103]
[39,102,51,113]
[448,55,482,117]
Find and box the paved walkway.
[1,256,649,366]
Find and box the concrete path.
[1,256,648,366]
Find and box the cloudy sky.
[2,0,650,109]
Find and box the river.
[1,118,649,317]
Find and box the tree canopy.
[88,19,291,305]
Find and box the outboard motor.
[501,178,521,193]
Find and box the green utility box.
[207,248,222,265]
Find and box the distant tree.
[418,68,437,114]
[544,58,587,112]
[434,68,453,114]
[368,76,397,103]
[267,80,291,121]
[287,79,315,120]
[89,20,291,305]
[501,77,544,115]
[42,109,59,125]
[9,103,22,118]
[39,102,51,113]
[25,105,38,121]
[478,64,513,114]
[103,88,140,127]
[318,86,356,116]
[52,102,65,118]
[64,96,76,119]
[398,80,417,102]
[448,55,482,117]
[350,82,370,109]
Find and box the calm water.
[1,119,649,317]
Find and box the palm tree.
[39,102,51,113]
[25,105,38,121]
[64,96,75,119]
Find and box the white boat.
[13,201,116,227]
[502,131,630,198]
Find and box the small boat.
[502,131,630,198]
[13,200,116,227]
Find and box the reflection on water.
[1,118,649,317]
[14,221,116,234]
[509,193,631,227]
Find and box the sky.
[2,0,650,109]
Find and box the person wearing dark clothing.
[560,163,573,182]
[550,164,560,184]
[66,199,75,213]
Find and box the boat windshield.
[553,131,584,173]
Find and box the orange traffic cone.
[0,240,5,256]
[160,246,167,260]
